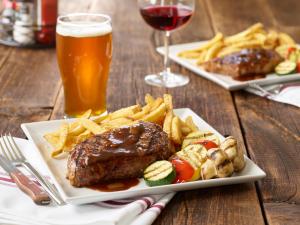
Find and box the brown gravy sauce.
[233,74,266,81]
[88,178,139,192]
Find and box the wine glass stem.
[162,31,171,79]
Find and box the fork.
[0,134,65,205]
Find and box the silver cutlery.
[248,82,300,97]
[0,151,50,205]
[0,134,65,205]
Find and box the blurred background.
[1,0,300,48]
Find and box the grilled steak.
[202,48,283,78]
[67,121,174,187]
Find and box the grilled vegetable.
[275,61,296,75]
[144,161,176,186]
[194,140,218,150]
[182,131,220,149]
[287,47,299,62]
[171,158,195,183]
[176,150,201,181]
[201,148,234,179]
[220,136,245,172]
[182,144,207,163]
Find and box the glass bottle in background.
[36,0,58,45]
[0,0,57,47]
[13,0,35,45]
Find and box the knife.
[0,155,51,205]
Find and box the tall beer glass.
[56,13,112,117]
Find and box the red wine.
[140,5,193,31]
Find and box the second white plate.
[21,108,266,205]
[157,41,300,90]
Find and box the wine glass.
[138,0,195,88]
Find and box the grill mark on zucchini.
[144,160,176,186]
[144,167,173,180]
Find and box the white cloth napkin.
[0,138,175,225]
[246,82,300,108]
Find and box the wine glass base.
[144,72,189,88]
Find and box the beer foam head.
[57,14,112,38]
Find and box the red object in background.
[3,0,13,8]
[194,140,218,150]
[36,0,58,45]
[171,158,194,183]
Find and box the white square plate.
[21,108,266,205]
[157,42,300,90]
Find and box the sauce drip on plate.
[88,178,139,192]
[233,74,266,81]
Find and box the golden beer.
[56,14,112,117]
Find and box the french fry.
[264,30,279,49]
[145,94,155,104]
[178,32,224,57]
[142,103,166,123]
[224,34,253,45]
[185,116,199,132]
[195,32,224,52]
[80,118,106,134]
[217,46,241,58]
[178,22,297,63]
[163,94,173,111]
[67,110,92,136]
[196,50,208,65]
[109,105,141,120]
[163,111,173,137]
[80,109,92,119]
[63,136,77,152]
[204,41,224,61]
[131,103,152,120]
[178,118,192,135]
[171,116,182,145]
[102,117,134,129]
[46,94,203,159]
[68,123,86,136]
[92,114,109,124]
[51,123,69,157]
[44,133,60,149]
[229,39,262,49]
[253,33,267,44]
[150,97,164,111]
[76,130,92,144]
[177,51,202,59]
[181,126,192,136]
[225,23,263,43]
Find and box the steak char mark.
[67,121,174,187]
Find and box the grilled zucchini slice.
[144,161,176,186]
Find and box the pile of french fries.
[178,23,296,65]
[44,94,199,158]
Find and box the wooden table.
[0,0,299,224]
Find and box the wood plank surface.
[1,0,299,225]
[206,0,300,224]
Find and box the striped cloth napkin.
[0,138,175,225]
[246,82,300,108]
